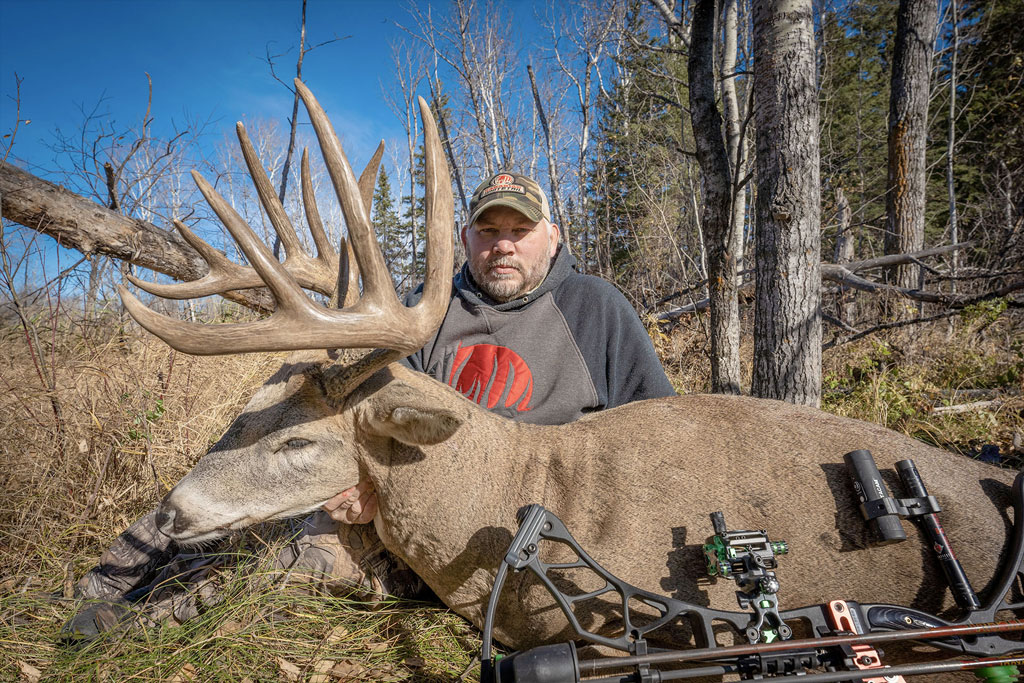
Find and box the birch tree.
[751,0,822,407]
[689,0,742,394]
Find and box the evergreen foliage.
[371,167,405,290]
[400,145,427,290]
[818,2,897,258]
[586,4,696,304]
[928,0,1024,266]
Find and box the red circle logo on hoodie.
[447,343,533,412]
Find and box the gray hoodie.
[403,247,676,425]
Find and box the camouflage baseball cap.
[468,172,552,226]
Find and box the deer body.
[160,359,1016,652]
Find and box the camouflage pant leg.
[112,511,426,627]
[74,508,176,601]
[67,510,427,637]
[133,553,230,626]
[63,509,177,642]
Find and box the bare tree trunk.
[690,0,742,394]
[946,0,959,293]
[884,0,938,290]
[426,75,469,219]
[273,0,308,261]
[721,0,748,272]
[526,64,566,233]
[751,0,822,407]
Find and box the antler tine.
[236,123,305,264]
[294,79,394,309]
[349,140,385,305]
[412,95,454,334]
[190,170,313,314]
[300,147,347,308]
[327,96,454,391]
[301,148,333,271]
[129,135,381,303]
[126,218,254,298]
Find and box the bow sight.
[480,453,1024,682]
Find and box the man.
[64,172,674,638]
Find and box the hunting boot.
[61,509,177,642]
[273,510,425,602]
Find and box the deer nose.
[155,501,178,536]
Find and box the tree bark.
[721,0,748,272]
[946,0,959,292]
[884,0,938,290]
[527,64,566,231]
[832,186,856,323]
[1,160,271,311]
[751,0,822,407]
[689,0,742,394]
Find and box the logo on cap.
[492,174,515,186]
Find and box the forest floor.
[1,303,1021,681]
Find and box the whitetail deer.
[119,82,1018,665]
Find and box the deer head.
[118,80,456,543]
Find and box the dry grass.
[0,312,480,681]
[2,303,1021,681]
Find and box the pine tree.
[818,2,897,260]
[371,167,405,290]
[928,0,1024,268]
[400,145,427,288]
[586,4,693,301]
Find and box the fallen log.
[0,160,272,312]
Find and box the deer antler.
[125,133,383,304]
[118,81,453,356]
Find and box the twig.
[822,313,859,333]
[823,310,957,350]
[931,399,1001,415]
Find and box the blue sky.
[0,0,513,178]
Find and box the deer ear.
[361,381,465,445]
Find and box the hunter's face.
[462,205,559,302]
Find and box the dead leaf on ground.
[325,624,349,643]
[17,661,42,683]
[403,656,426,669]
[366,640,388,652]
[309,658,335,683]
[167,662,197,682]
[328,659,368,681]
[276,657,301,682]
[214,619,244,636]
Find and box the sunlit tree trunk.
[751,0,822,407]
[690,0,742,394]
[884,0,938,290]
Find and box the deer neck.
[359,413,557,602]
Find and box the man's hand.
[322,480,378,524]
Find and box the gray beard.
[473,257,549,303]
